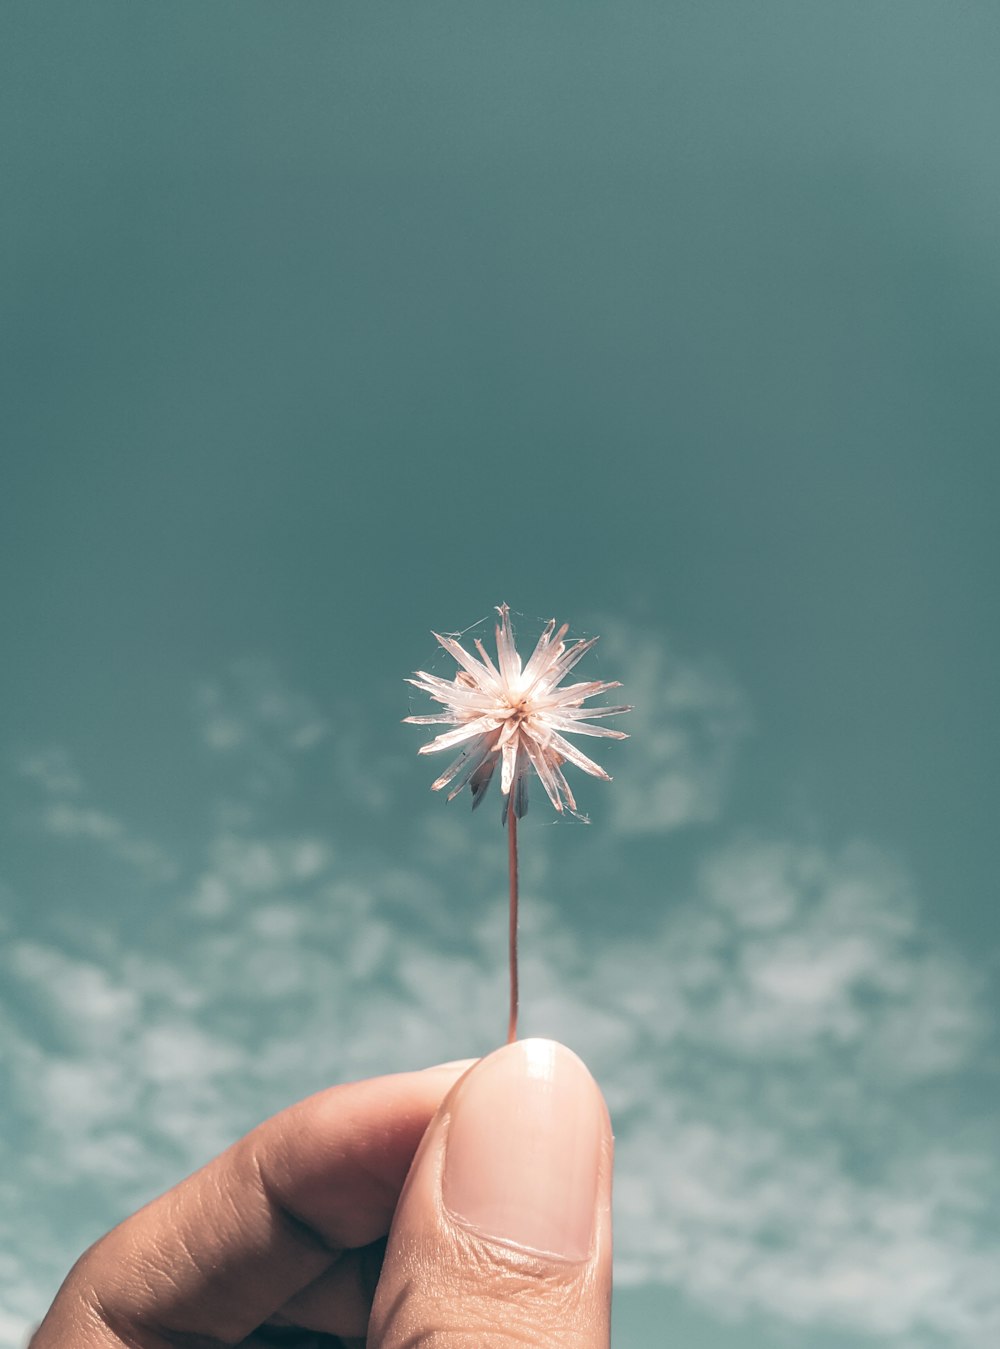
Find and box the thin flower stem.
[506,807,519,1044]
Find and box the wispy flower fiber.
[405,604,630,820]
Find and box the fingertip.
[441,1038,608,1263]
[371,1037,613,1347]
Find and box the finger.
[32,1061,475,1348]
[370,1039,614,1349]
[267,1237,386,1339]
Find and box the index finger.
[32,1061,475,1348]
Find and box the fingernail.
[442,1038,603,1261]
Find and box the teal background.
[1,4,998,1346]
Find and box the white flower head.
[405,604,630,821]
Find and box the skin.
[31,1039,613,1349]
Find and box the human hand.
[32,1038,613,1347]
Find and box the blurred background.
[2,4,998,1345]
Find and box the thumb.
[370,1038,613,1349]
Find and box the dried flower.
[405,604,629,821]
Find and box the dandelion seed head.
[404,604,630,820]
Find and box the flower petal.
[512,768,530,819]
[495,714,520,749]
[406,675,499,712]
[494,603,522,688]
[545,728,612,781]
[447,744,498,801]
[544,680,623,706]
[432,632,500,689]
[418,715,502,755]
[549,702,632,719]
[522,735,565,812]
[550,759,577,814]
[473,638,502,682]
[500,736,521,795]
[430,735,494,792]
[521,619,569,688]
[542,715,629,740]
[469,755,498,809]
[547,636,600,683]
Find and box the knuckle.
[373,1231,599,1349]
